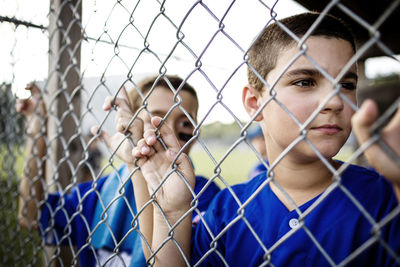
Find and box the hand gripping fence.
[1,0,399,266]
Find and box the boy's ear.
[242,85,263,122]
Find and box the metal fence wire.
[1,0,400,266]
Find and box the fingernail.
[146,136,155,144]
[141,146,150,154]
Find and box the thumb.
[352,99,379,144]
[91,125,113,149]
[27,82,41,97]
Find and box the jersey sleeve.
[334,165,400,266]
[39,191,77,246]
[192,176,220,226]
[191,194,225,267]
[38,179,104,246]
[191,181,249,267]
[193,176,220,211]
[374,177,400,267]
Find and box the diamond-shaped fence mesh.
[1,0,399,266]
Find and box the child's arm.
[93,87,155,260]
[95,88,194,265]
[352,99,400,201]
[130,165,154,260]
[133,116,195,267]
[16,83,47,229]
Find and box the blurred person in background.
[16,76,220,267]
[247,125,268,178]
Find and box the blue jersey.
[39,164,220,267]
[191,163,400,266]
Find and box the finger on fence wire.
[1,0,400,266]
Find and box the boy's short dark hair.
[248,12,356,92]
[129,75,198,113]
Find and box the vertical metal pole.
[47,0,82,266]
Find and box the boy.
[17,76,220,266]
[132,13,400,266]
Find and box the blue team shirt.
[192,163,400,266]
[39,164,220,267]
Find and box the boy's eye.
[178,133,193,142]
[293,79,315,88]
[340,82,356,91]
[179,120,193,129]
[176,119,194,142]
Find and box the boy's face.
[138,86,198,154]
[255,37,357,163]
[252,136,267,159]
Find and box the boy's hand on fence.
[352,99,400,187]
[91,86,144,164]
[133,116,195,216]
[15,82,46,136]
[17,83,47,229]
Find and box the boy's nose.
[322,91,344,113]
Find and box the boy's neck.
[269,158,339,211]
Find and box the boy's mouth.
[310,124,342,135]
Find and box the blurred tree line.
[0,83,25,147]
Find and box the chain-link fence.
[1,0,400,266]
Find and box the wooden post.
[46,0,82,266]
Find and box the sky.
[1,0,399,125]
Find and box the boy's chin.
[292,143,342,163]
[312,148,341,161]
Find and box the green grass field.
[190,143,260,189]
